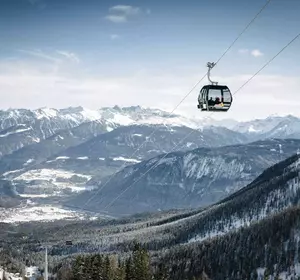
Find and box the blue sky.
[0,0,299,121]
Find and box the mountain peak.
[34,107,58,119]
[59,106,85,114]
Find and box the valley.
[1,153,300,279]
[1,106,300,279]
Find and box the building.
[24,266,41,280]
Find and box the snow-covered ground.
[0,198,99,223]
[112,156,141,163]
[0,204,83,223]
[14,168,91,182]
[11,168,93,196]
[1,269,22,280]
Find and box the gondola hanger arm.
[207,62,218,85]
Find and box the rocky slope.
[67,138,300,215]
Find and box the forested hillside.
[1,154,300,279]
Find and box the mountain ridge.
[2,105,300,222]
[66,138,300,215]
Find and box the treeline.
[3,206,300,279]
[156,206,300,280]
[56,243,208,280]
[56,243,162,280]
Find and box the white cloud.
[19,49,61,63]
[105,5,148,23]
[239,48,264,57]
[105,14,127,23]
[251,49,264,57]
[56,51,80,63]
[109,5,140,16]
[0,57,299,122]
[19,49,80,64]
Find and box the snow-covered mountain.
[2,105,300,219]
[231,114,300,140]
[46,124,248,172]
[1,106,300,160]
[154,153,300,279]
[66,138,300,215]
[0,119,118,177]
[98,105,203,128]
[0,124,40,157]
[0,107,100,131]
[0,124,248,200]
[0,105,212,158]
[260,115,300,139]
[0,107,103,157]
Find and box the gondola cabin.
[197,85,232,112]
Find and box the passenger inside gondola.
[208,97,214,106]
[215,97,221,104]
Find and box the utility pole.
[43,240,72,280]
[45,246,48,280]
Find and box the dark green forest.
[2,205,300,280]
[52,243,210,280]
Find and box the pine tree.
[103,255,113,280]
[125,257,133,280]
[91,255,102,280]
[153,263,169,280]
[132,243,151,280]
[72,255,85,280]
[114,262,126,280]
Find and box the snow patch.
[113,157,141,163]
[79,108,102,121]
[186,142,193,148]
[2,169,25,177]
[19,194,51,198]
[112,114,134,126]
[31,136,40,142]
[56,156,70,160]
[23,159,34,166]
[13,168,91,182]
[35,108,58,120]
[248,125,261,133]
[77,156,89,160]
[256,267,266,278]
[0,127,32,137]
[0,205,85,223]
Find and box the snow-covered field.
[0,204,85,223]
[10,168,94,196]
[0,198,99,223]
[14,168,91,182]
